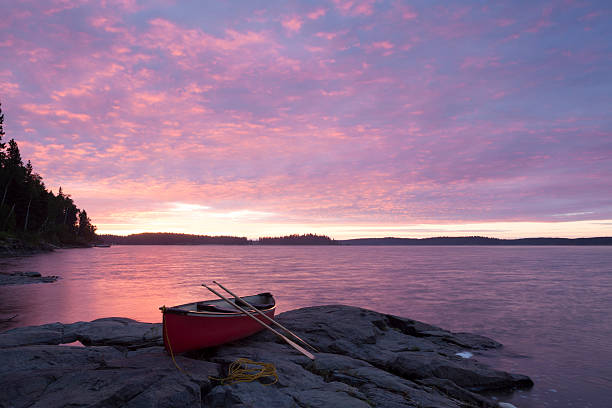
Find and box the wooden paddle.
[202,284,315,360]
[213,281,319,353]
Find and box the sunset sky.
[1,0,611,239]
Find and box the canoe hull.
[161,294,276,354]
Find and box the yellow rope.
[161,306,186,374]
[210,358,278,385]
[161,307,276,384]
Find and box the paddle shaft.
[213,281,318,353]
[202,285,315,360]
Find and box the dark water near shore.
[1,245,611,407]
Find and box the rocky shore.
[0,305,532,407]
[0,271,59,285]
[0,237,55,257]
[0,235,93,258]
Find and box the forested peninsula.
[0,102,96,255]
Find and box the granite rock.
[0,305,532,407]
[0,272,59,286]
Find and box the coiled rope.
[210,358,278,385]
[161,307,277,385]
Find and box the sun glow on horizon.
[95,217,612,240]
[3,0,611,240]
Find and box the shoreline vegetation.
[0,102,97,256]
[99,232,612,246]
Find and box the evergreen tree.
[0,101,97,243]
[0,102,8,212]
[6,139,22,168]
[78,210,97,242]
[0,102,6,166]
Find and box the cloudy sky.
[1,0,611,238]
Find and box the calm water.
[1,245,611,407]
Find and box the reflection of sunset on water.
[2,245,612,407]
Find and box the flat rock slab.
[0,345,220,408]
[0,317,162,348]
[0,305,532,407]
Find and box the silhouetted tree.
[98,232,249,245]
[0,101,97,244]
[258,234,337,245]
[77,210,97,242]
[0,102,6,166]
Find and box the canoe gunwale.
[161,292,276,317]
[163,304,276,317]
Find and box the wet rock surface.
[0,305,532,407]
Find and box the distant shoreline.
[98,233,612,246]
[340,236,612,245]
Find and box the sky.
[1,0,611,239]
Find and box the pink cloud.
[579,11,603,21]
[320,88,352,97]
[305,45,325,53]
[307,8,327,20]
[333,0,376,16]
[52,85,94,100]
[146,19,270,55]
[316,31,339,40]
[369,41,395,56]
[2,0,611,234]
[393,2,418,21]
[101,0,141,12]
[0,70,19,96]
[372,41,394,50]
[496,18,515,27]
[43,0,90,15]
[21,103,91,122]
[0,37,14,47]
[403,10,418,20]
[525,18,553,33]
[90,15,127,34]
[460,56,501,69]
[282,16,303,33]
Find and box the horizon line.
[97,232,612,241]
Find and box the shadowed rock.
[0,271,59,285]
[0,317,162,348]
[0,305,532,407]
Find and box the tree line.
[339,236,612,245]
[257,234,337,245]
[98,233,338,245]
[99,233,249,245]
[0,102,96,244]
[99,233,612,246]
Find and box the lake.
[1,245,611,407]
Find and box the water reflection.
[1,245,612,407]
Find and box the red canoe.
[160,292,276,354]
